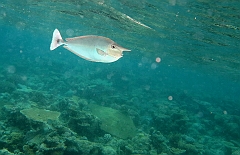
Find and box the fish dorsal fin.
[96,48,107,56]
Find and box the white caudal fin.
[50,29,63,50]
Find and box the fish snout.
[117,45,131,52]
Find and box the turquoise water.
[0,0,240,155]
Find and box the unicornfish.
[50,29,130,63]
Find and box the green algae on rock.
[88,103,136,139]
[20,108,60,123]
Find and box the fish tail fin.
[50,29,64,50]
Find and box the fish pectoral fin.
[96,48,108,56]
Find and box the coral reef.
[87,103,137,139]
[29,91,47,106]
[0,81,16,93]
[0,54,240,155]
[20,108,60,123]
[125,132,152,154]
[66,109,101,141]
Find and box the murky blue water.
[0,0,240,155]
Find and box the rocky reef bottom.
[0,57,239,155]
[0,90,240,155]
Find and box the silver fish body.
[50,29,130,63]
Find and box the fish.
[50,29,130,63]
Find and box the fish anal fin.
[96,48,107,56]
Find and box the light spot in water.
[107,73,114,79]
[64,71,72,79]
[156,57,161,63]
[168,96,173,100]
[66,29,74,36]
[153,42,159,48]
[97,0,104,5]
[151,63,157,69]
[193,31,204,40]
[16,21,26,30]
[0,10,6,19]
[141,57,149,63]
[21,75,27,81]
[169,0,176,5]
[144,85,150,91]
[207,9,213,16]
[178,0,187,6]
[47,61,52,66]
[175,12,179,18]
[197,112,203,117]
[121,76,128,81]
[20,50,23,53]
[138,63,143,67]
[223,110,227,115]
[35,57,40,63]
[7,65,16,73]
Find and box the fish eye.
[111,45,116,49]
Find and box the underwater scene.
[0,0,240,155]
